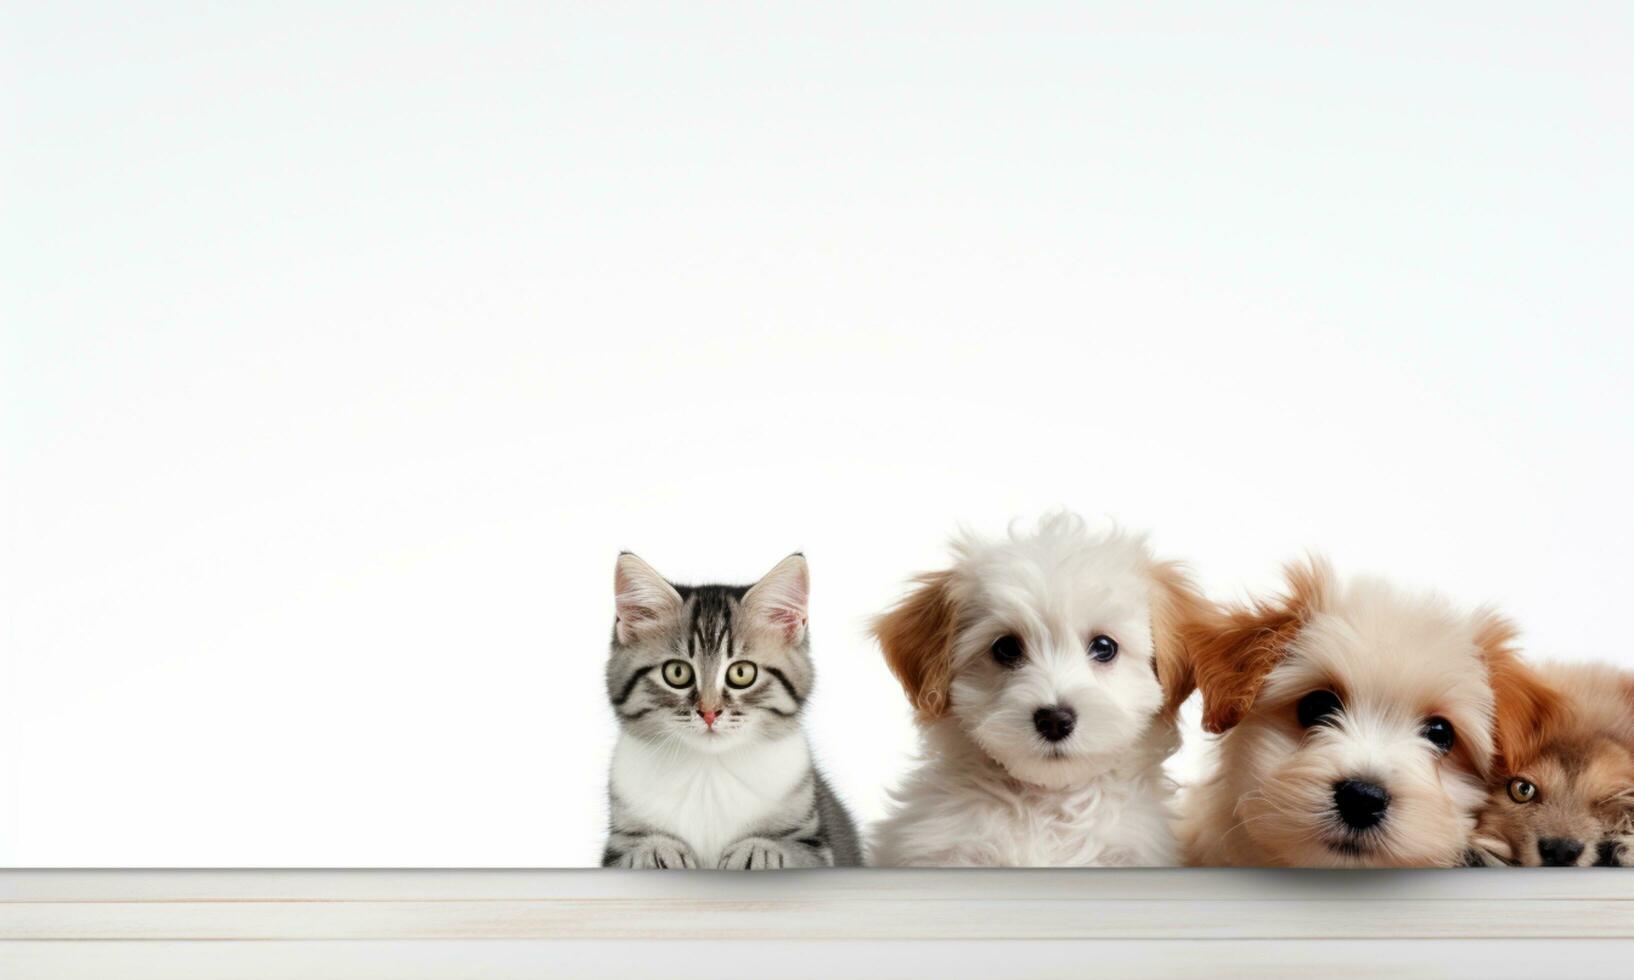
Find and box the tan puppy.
[1471,662,1634,866]
[1178,558,1557,867]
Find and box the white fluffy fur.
[610,729,814,868]
[870,515,1183,867]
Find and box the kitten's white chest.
[611,732,811,867]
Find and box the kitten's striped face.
[608,553,813,752]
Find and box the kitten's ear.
[613,552,683,647]
[872,570,958,721]
[742,553,809,644]
[1148,561,1212,719]
[1190,557,1330,734]
[1478,613,1560,776]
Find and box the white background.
[3,2,1629,866]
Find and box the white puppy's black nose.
[1032,706,1076,742]
[1333,779,1390,829]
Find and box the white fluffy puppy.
[868,513,1206,867]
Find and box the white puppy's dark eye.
[661,660,694,688]
[1422,716,1455,754]
[1296,690,1342,728]
[990,635,1024,668]
[1088,635,1118,662]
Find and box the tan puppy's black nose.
[1333,779,1390,830]
[1538,837,1584,866]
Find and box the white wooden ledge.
[3,869,1633,978]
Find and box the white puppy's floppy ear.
[613,552,683,646]
[1148,560,1213,719]
[743,553,810,643]
[873,570,958,721]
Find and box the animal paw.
[619,839,699,869]
[718,838,795,870]
[1465,834,1513,867]
[1596,836,1634,867]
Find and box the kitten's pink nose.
[698,709,718,728]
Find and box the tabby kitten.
[602,552,862,869]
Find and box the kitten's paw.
[619,839,699,870]
[718,838,798,870]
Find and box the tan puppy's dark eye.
[725,661,757,689]
[661,660,694,688]
[1421,716,1455,754]
[1296,690,1342,728]
[1508,778,1537,804]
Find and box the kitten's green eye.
[661,660,694,688]
[1508,778,1537,804]
[725,661,757,689]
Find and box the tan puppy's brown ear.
[1148,561,1212,719]
[872,571,958,721]
[1188,557,1332,734]
[1478,613,1561,775]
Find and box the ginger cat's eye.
[725,661,758,689]
[661,660,694,688]
[1508,778,1537,804]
